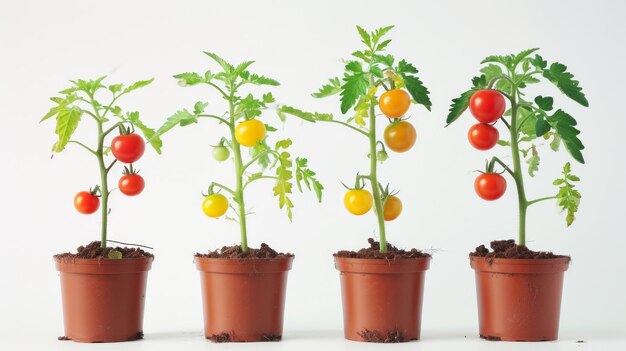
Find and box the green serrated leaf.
[356,25,372,48]
[531,54,548,69]
[52,107,83,152]
[152,108,198,140]
[295,157,323,202]
[497,140,510,146]
[547,109,585,163]
[278,105,332,122]
[554,162,582,226]
[535,116,551,137]
[312,77,342,98]
[262,92,275,104]
[127,111,162,154]
[275,139,292,150]
[542,62,589,107]
[340,70,368,114]
[534,95,554,111]
[526,145,540,177]
[204,52,234,75]
[446,89,475,125]
[123,78,154,94]
[174,72,204,85]
[373,54,394,67]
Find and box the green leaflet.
[127,112,162,154]
[553,162,582,226]
[526,145,540,177]
[273,151,294,220]
[340,63,368,114]
[397,59,431,111]
[446,89,475,125]
[541,60,589,107]
[295,157,323,202]
[547,109,585,163]
[152,108,198,140]
[52,107,82,152]
[313,77,342,98]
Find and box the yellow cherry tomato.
[202,193,229,218]
[383,195,403,221]
[384,120,416,153]
[344,189,373,215]
[235,119,266,147]
[379,89,411,118]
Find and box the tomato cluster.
[468,90,507,201]
[202,118,265,218]
[380,89,417,153]
[73,130,147,214]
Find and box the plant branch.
[322,119,369,137]
[199,114,230,125]
[243,175,279,190]
[209,181,236,196]
[68,140,97,156]
[527,196,557,206]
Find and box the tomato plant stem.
[228,91,249,253]
[96,121,110,249]
[508,89,528,246]
[368,77,387,253]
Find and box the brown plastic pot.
[334,256,431,342]
[470,256,570,341]
[55,256,153,343]
[195,256,294,342]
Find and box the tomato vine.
[42,77,160,250]
[152,52,322,253]
[447,49,588,245]
[280,26,431,252]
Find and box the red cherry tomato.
[474,173,507,201]
[74,191,100,214]
[119,174,145,196]
[111,133,145,163]
[468,123,499,150]
[469,90,506,124]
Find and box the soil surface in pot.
[207,333,282,343]
[54,241,153,259]
[470,239,568,259]
[195,243,293,259]
[335,238,430,259]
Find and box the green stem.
[324,119,369,137]
[96,121,110,248]
[228,89,249,253]
[509,89,528,246]
[367,76,387,253]
[209,181,236,196]
[527,196,557,206]
[243,175,279,190]
[68,140,97,155]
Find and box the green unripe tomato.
[377,150,388,162]
[212,146,230,161]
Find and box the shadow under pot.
[195,256,294,342]
[55,256,153,343]
[470,256,570,341]
[334,256,431,343]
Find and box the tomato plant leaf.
[250,140,272,169]
[340,68,368,114]
[174,72,204,86]
[534,95,554,111]
[535,116,551,137]
[127,111,162,154]
[295,157,323,202]
[446,89,474,125]
[547,109,584,163]
[526,144,540,177]
[122,78,154,94]
[554,162,581,226]
[371,25,394,47]
[204,52,234,75]
[277,105,333,123]
[313,77,342,98]
[541,62,588,107]
[51,107,83,152]
[152,108,198,140]
[107,250,122,259]
[273,151,294,220]
[396,59,431,110]
[239,71,280,86]
[356,25,372,49]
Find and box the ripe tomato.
[384,120,416,153]
[235,119,266,147]
[202,193,229,218]
[474,173,507,201]
[344,189,373,215]
[469,90,506,124]
[111,133,145,163]
[383,195,402,221]
[74,191,100,214]
[119,174,145,196]
[468,123,499,150]
[379,89,411,118]
[212,145,230,161]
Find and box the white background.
[1,0,625,350]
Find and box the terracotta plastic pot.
[55,256,153,343]
[334,256,431,342]
[470,256,570,341]
[195,256,294,342]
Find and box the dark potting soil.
[480,334,502,341]
[335,238,430,260]
[195,243,293,259]
[470,239,568,259]
[358,329,413,343]
[57,336,70,341]
[54,241,153,259]
[206,333,281,343]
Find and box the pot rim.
[334,255,431,274]
[55,256,153,274]
[194,255,294,274]
[470,255,570,274]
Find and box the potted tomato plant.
[446,49,588,341]
[42,77,161,342]
[152,52,322,342]
[281,26,432,343]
